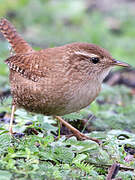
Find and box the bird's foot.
[56,133,101,145]
[9,130,25,138]
[73,131,102,145]
[9,127,25,138]
[55,116,101,145]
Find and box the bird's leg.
[55,116,101,144]
[9,105,16,134]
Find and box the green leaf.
[0,170,12,180]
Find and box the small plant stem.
[58,118,61,139]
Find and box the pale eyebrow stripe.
[74,51,98,58]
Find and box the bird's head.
[67,43,130,82]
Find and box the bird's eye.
[91,57,100,64]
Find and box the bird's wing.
[5,51,52,82]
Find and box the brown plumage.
[0,18,33,53]
[0,18,130,143]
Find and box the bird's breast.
[64,79,101,114]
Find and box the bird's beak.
[112,59,131,67]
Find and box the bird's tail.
[0,18,34,54]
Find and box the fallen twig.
[88,162,134,171]
[106,163,120,180]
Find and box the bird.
[0,18,130,144]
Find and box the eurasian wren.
[0,18,130,143]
